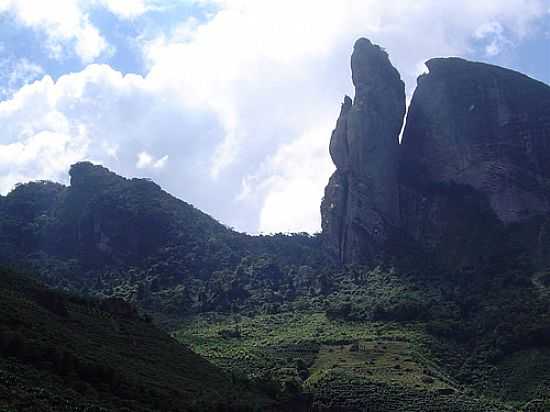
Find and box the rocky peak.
[351,38,405,120]
[322,39,550,269]
[321,38,406,264]
[69,161,125,191]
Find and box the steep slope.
[308,39,550,408]
[321,38,406,264]
[321,39,550,273]
[0,267,270,411]
[398,58,550,271]
[176,262,550,411]
[0,162,326,322]
[401,57,550,224]
[0,162,234,269]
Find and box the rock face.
[401,58,550,223]
[322,39,550,267]
[321,38,406,263]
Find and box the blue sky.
[0,0,549,234]
[0,1,215,93]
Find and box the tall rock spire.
[323,38,550,271]
[321,38,406,264]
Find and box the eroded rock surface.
[401,58,550,223]
[322,40,550,267]
[321,38,406,263]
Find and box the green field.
[175,311,523,411]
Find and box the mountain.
[314,38,550,410]
[0,161,236,269]
[2,37,550,411]
[322,38,550,273]
[0,162,326,323]
[0,267,272,411]
[401,56,550,224]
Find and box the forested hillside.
[0,267,275,411]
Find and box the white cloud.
[97,0,150,19]
[0,126,88,194]
[136,151,168,169]
[153,154,168,169]
[9,59,44,85]
[255,124,335,234]
[0,63,226,220]
[142,0,549,232]
[0,0,108,62]
[102,141,120,159]
[0,65,146,191]
[0,0,165,62]
[474,21,513,56]
[0,58,44,98]
[1,0,549,233]
[136,151,153,168]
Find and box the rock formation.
[322,39,550,268]
[401,58,550,223]
[321,38,406,263]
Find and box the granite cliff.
[321,38,406,264]
[401,57,550,223]
[322,38,550,269]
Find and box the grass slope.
[174,261,550,412]
[0,268,270,411]
[175,312,512,411]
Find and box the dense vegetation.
[175,264,550,411]
[2,163,550,410]
[0,267,274,411]
[0,163,327,324]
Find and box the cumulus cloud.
[142,0,549,232]
[1,0,549,233]
[0,63,230,217]
[0,66,135,191]
[0,0,163,62]
[0,0,108,62]
[0,106,89,193]
[255,124,335,234]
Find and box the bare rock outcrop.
[401,58,550,223]
[322,39,550,268]
[321,38,406,263]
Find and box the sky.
[0,0,549,234]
